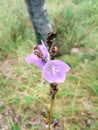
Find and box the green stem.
[49,96,53,130]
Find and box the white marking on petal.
[50,65,59,75]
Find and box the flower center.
[50,65,59,75]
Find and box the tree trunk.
[25,0,52,44]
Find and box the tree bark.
[25,0,52,44]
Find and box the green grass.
[0,0,98,129]
[47,0,98,53]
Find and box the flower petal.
[25,54,37,64]
[43,60,70,83]
[38,41,50,60]
[25,54,45,69]
[35,59,46,69]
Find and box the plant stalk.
[49,96,53,130]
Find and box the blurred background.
[0,0,98,129]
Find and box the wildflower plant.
[26,31,70,129]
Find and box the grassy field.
[0,0,98,129]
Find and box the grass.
[0,0,98,129]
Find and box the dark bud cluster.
[34,46,43,59]
[49,83,58,99]
[46,31,57,48]
[50,44,59,59]
[46,31,59,59]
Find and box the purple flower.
[43,60,70,83]
[37,41,50,60]
[25,41,50,69]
